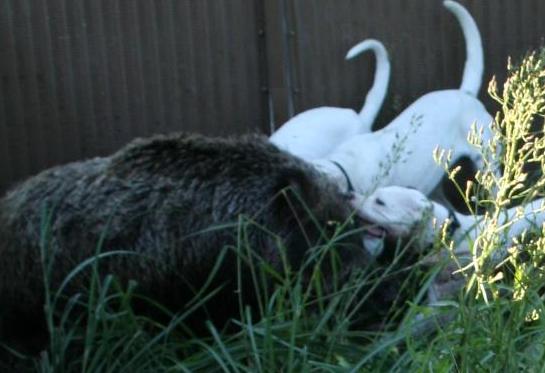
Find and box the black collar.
[446,209,461,238]
[330,161,355,193]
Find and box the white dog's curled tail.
[345,39,390,132]
[444,0,484,97]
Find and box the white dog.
[311,1,495,196]
[354,185,545,302]
[270,39,390,161]
[354,186,545,262]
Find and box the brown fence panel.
[0,0,269,192]
[1,0,544,193]
[282,0,545,130]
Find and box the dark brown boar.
[0,132,369,346]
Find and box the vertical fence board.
[1,0,29,182]
[262,0,294,128]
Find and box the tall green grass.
[30,215,423,372]
[3,48,545,372]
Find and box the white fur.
[355,186,545,264]
[346,39,391,125]
[443,0,484,96]
[312,92,494,194]
[311,1,494,195]
[353,186,545,302]
[270,39,390,161]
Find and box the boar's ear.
[274,168,320,211]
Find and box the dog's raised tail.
[345,39,390,132]
[444,0,484,97]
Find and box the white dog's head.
[352,186,434,254]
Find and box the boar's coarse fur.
[0,133,369,344]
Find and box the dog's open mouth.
[364,225,387,239]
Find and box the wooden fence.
[0,0,544,192]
